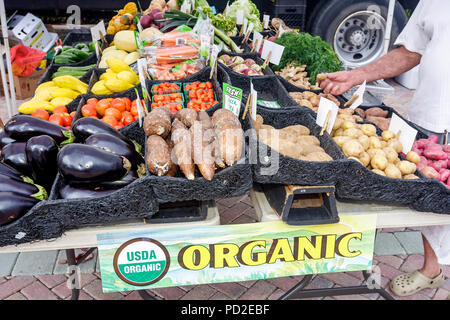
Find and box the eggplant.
[59,183,120,199]
[0,162,32,183]
[0,192,39,226]
[85,133,145,175]
[4,115,75,146]
[57,144,132,182]
[0,142,32,177]
[25,135,59,189]
[71,117,141,152]
[0,127,16,149]
[68,169,139,188]
[0,174,47,200]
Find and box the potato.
[280,124,310,136]
[372,169,386,176]
[360,124,377,137]
[366,116,390,131]
[371,154,388,171]
[381,130,395,141]
[384,163,402,179]
[348,157,363,165]
[369,136,382,149]
[297,135,320,146]
[333,136,352,148]
[388,139,403,153]
[403,174,419,180]
[309,96,320,107]
[353,115,364,122]
[379,140,388,148]
[303,151,333,162]
[397,160,417,175]
[299,99,313,108]
[358,135,370,151]
[367,148,385,159]
[342,139,364,158]
[333,118,344,130]
[383,147,398,163]
[343,127,363,139]
[355,108,365,118]
[255,114,264,131]
[406,151,420,164]
[301,144,325,155]
[339,108,355,116]
[365,107,389,118]
[278,140,304,159]
[342,120,356,130]
[394,157,401,165]
[359,151,370,167]
[337,114,355,123]
[334,128,344,137]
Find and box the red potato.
[439,169,450,182]
[443,144,450,153]
[411,146,423,156]
[430,160,444,172]
[423,148,447,160]
[429,135,439,144]
[421,166,439,179]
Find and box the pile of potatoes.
[331,111,420,179]
[289,91,341,113]
[254,114,333,162]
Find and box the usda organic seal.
[113,238,170,286]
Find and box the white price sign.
[261,40,285,66]
[388,113,418,153]
[316,97,339,134]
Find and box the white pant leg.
[415,225,450,265]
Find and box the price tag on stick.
[263,15,270,29]
[316,97,339,135]
[252,31,263,52]
[345,80,366,109]
[223,83,243,117]
[388,113,418,153]
[236,10,244,25]
[261,40,285,66]
[90,21,106,58]
[250,82,258,121]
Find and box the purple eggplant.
[0,142,32,177]
[25,135,59,190]
[4,115,75,146]
[0,174,47,200]
[0,162,32,182]
[59,183,120,199]
[71,117,137,149]
[0,192,39,226]
[57,144,131,183]
[68,169,139,188]
[84,133,145,175]
[0,127,16,149]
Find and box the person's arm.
[319,45,422,95]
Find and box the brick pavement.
[0,195,448,301]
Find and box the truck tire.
[309,0,408,67]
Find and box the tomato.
[86,98,98,105]
[95,99,111,116]
[110,98,126,112]
[122,97,132,111]
[49,113,64,126]
[81,104,97,117]
[104,108,122,121]
[122,113,135,126]
[31,108,49,121]
[61,113,73,127]
[53,106,68,114]
[205,81,213,89]
[101,115,118,127]
[69,111,76,118]
[130,104,139,117]
[114,122,124,130]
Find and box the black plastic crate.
[271,1,306,30]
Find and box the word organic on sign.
[97,215,376,293]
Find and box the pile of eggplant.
[57,117,145,200]
[0,115,72,226]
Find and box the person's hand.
[318,70,359,95]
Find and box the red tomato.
[104,108,122,121]
[49,113,64,126]
[122,113,135,126]
[130,104,139,117]
[52,106,68,114]
[86,98,99,105]
[110,98,126,113]
[69,111,76,118]
[101,115,118,127]
[61,113,73,127]
[95,99,111,117]
[31,108,49,121]
[122,97,132,111]
[81,104,97,117]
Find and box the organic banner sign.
[97,215,377,293]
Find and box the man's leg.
[419,234,441,279]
